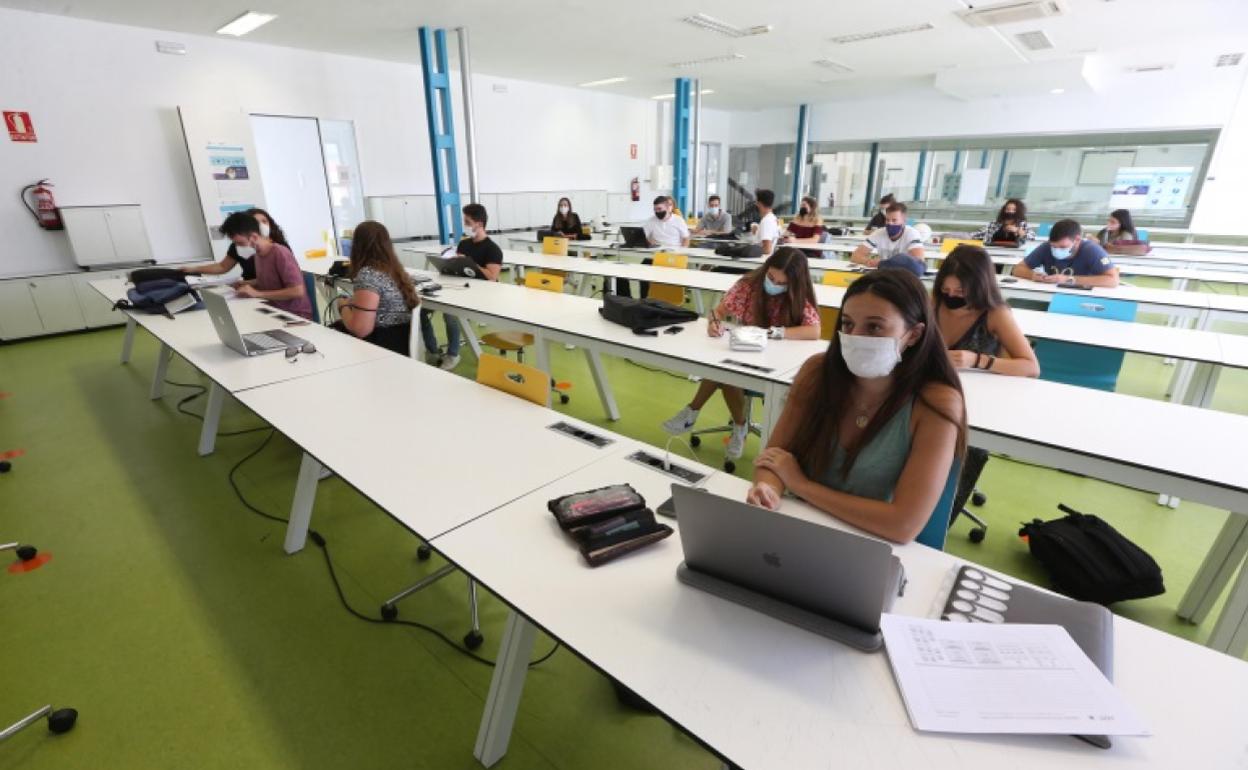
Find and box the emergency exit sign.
[4,111,36,142]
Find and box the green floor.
[1,298,1246,768]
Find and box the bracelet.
[770,326,784,340]
[986,355,996,371]
[975,352,986,370]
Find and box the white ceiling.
[4,0,1248,109]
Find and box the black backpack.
[599,295,698,332]
[1019,504,1165,605]
[714,242,763,260]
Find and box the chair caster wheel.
[969,528,986,544]
[0,460,11,473]
[380,603,398,621]
[48,708,78,735]
[559,394,570,405]
[16,545,37,561]
[689,435,701,447]
[417,544,432,561]
[723,460,736,474]
[464,630,484,650]
[971,491,987,506]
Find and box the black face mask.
[799,207,809,216]
[654,209,667,220]
[941,293,968,310]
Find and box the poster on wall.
[957,168,991,206]
[178,106,268,259]
[207,144,250,181]
[1108,167,1193,211]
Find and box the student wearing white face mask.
[692,194,733,236]
[420,203,503,370]
[219,211,312,319]
[550,197,584,239]
[181,207,288,281]
[748,269,966,545]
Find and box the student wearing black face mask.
[932,245,1038,377]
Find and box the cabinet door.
[61,208,115,266]
[496,194,517,231]
[104,207,153,262]
[29,276,86,333]
[73,271,126,328]
[0,282,43,339]
[380,198,407,238]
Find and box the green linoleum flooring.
[2,301,1245,768]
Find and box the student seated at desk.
[783,195,826,248]
[550,197,584,239]
[420,203,502,370]
[661,247,820,460]
[1095,208,1144,250]
[219,211,312,320]
[974,198,1033,246]
[643,195,690,249]
[331,221,417,355]
[747,269,966,544]
[934,245,1039,377]
[864,194,895,233]
[181,207,289,281]
[692,194,733,236]
[750,188,781,257]
[850,202,926,277]
[1010,218,1120,288]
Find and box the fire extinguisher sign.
[4,111,37,143]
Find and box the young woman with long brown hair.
[181,207,289,281]
[333,220,419,355]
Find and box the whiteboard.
[1078,151,1135,185]
[177,106,267,260]
[957,168,991,206]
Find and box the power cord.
[163,379,271,437]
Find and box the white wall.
[0,8,662,277]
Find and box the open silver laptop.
[201,289,308,357]
[672,484,905,651]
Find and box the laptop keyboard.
[245,333,288,351]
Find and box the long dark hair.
[1109,208,1137,238]
[933,245,1004,311]
[348,220,419,310]
[245,208,290,247]
[553,197,576,231]
[742,247,817,328]
[996,198,1027,223]
[786,269,966,480]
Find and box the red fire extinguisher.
[21,179,64,231]
[630,176,640,202]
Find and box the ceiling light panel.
[682,13,772,38]
[670,53,746,68]
[578,76,628,87]
[813,59,854,74]
[1015,30,1055,51]
[216,11,277,37]
[829,23,934,44]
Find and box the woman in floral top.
[661,247,821,461]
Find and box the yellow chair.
[480,273,573,403]
[818,270,861,341]
[940,238,981,255]
[648,252,688,306]
[524,272,564,292]
[476,353,550,407]
[542,236,569,256]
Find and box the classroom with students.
[3,1,1248,767]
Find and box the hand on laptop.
[746,482,782,510]
[755,447,804,489]
[234,283,260,298]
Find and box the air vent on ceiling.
[1215,53,1244,67]
[959,0,1064,27]
[1126,63,1174,74]
[829,22,934,44]
[671,53,746,68]
[1015,30,1054,51]
[813,59,854,74]
[682,13,771,38]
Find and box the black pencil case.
[570,508,673,567]
[547,483,646,531]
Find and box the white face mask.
[235,245,256,258]
[839,332,904,378]
[258,222,271,238]
[708,206,720,216]
[462,221,474,235]
[558,206,569,215]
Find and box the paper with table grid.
[880,614,1149,736]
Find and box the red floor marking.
[0,449,25,460]
[7,553,52,574]
[0,392,11,399]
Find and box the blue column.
[672,78,693,214]
[913,150,927,201]
[790,104,810,215]
[952,150,963,172]
[995,150,1010,197]
[979,149,990,169]
[862,142,879,217]
[419,27,462,245]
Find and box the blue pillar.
[862,142,880,217]
[952,150,963,172]
[913,150,927,201]
[790,104,810,215]
[995,150,1010,197]
[419,27,462,245]
[979,149,990,169]
[672,78,693,214]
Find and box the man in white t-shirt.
[643,195,690,248]
[851,201,926,277]
[751,188,780,256]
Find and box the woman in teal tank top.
[751,270,967,544]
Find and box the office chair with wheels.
[946,447,991,543]
[688,392,763,474]
[914,460,962,551]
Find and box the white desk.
[436,457,1248,769]
[90,278,393,455]
[230,355,639,554]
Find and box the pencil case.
[570,508,673,567]
[547,484,646,531]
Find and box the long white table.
[439,455,1248,769]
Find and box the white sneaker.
[661,406,700,436]
[726,422,749,459]
[439,354,461,371]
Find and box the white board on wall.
[177,106,267,260]
[957,168,991,206]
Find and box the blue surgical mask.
[763,275,786,296]
[885,223,904,237]
[1051,246,1072,259]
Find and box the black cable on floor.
[623,359,693,381]
[164,379,271,436]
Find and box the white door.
[250,115,335,264]
[318,119,366,240]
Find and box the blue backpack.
[112,271,202,317]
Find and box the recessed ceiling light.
[651,89,715,100]
[578,76,628,87]
[812,59,854,74]
[829,23,934,44]
[682,13,771,38]
[670,53,746,68]
[216,11,277,37]
[1050,87,1065,94]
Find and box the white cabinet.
[72,271,128,328]
[60,205,153,268]
[378,198,407,238]
[0,282,44,340]
[28,276,85,333]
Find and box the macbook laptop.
[618,226,650,249]
[202,289,308,357]
[672,484,904,651]
[427,253,488,280]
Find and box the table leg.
[197,383,225,457]
[474,610,537,768]
[1177,514,1248,624]
[149,343,173,400]
[584,349,621,421]
[577,276,594,297]
[458,316,483,359]
[693,289,706,315]
[1206,561,1248,657]
[284,452,323,555]
[120,316,137,364]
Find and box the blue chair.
[302,272,321,324]
[915,461,960,551]
[1035,222,1053,238]
[1034,294,1138,392]
[1135,227,1150,241]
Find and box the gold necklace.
[852,398,882,429]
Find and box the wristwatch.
[769,326,784,340]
